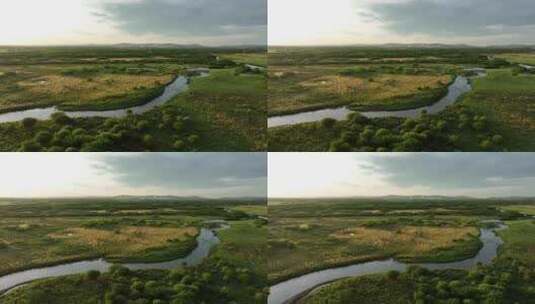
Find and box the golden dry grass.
[332,226,477,254]
[49,226,198,254]
[18,74,172,101]
[301,74,451,101]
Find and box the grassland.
[220,53,267,67]
[498,220,535,267]
[268,64,453,116]
[500,205,535,215]
[271,198,535,303]
[496,53,535,65]
[0,198,264,275]
[172,68,267,151]
[0,63,178,112]
[0,46,267,152]
[0,198,267,304]
[461,69,535,150]
[268,198,533,284]
[268,47,535,152]
[0,215,202,275]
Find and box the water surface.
[0,226,224,294]
[0,72,208,123]
[268,75,475,128]
[269,223,506,304]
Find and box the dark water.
[269,223,506,304]
[268,75,475,128]
[0,226,225,294]
[0,72,208,123]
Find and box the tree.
[187,135,199,144]
[386,270,400,280]
[321,118,336,129]
[20,140,42,152]
[51,112,72,125]
[480,139,493,151]
[329,139,351,152]
[136,120,150,131]
[34,131,52,145]
[21,117,38,129]
[86,270,101,281]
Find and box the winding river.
[268,70,486,128]
[269,222,507,304]
[0,223,228,295]
[0,70,209,124]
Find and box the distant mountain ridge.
[271,195,535,201]
[0,195,266,202]
[271,43,535,49]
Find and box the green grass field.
[460,69,535,150]
[267,198,527,283]
[0,46,267,152]
[278,199,535,304]
[172,68,267,151]
[268,47,535,152]
[0,198,267,304]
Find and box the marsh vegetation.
[0,46,267,152]
[268,198,535,303]
[268,47,535,151]
[0,197,268,304]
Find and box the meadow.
[268,46,535,152]
[268,197,534,286]
[0,197,267,304]
[0,46,267,152]
[299,218,535,304]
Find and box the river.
[0,71,209,124]
[268,71,485,128]
[0,222,228,295]
[269,222,506,304]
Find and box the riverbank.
[268,74,469,128]
[269,223,506,304]
[0,226,222,295]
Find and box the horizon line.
[268,42,535,48]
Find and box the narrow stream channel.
[0,223,228,295]
[269,222,507,304]
[0,71,209,124]
[268,71,486,128]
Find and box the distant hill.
[0,195,267,204]
[271,43,535,49]
[270,195,535,202]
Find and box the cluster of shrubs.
[18,106,198,152]
[85,258,266,304]
[327,106,506,152]
[310,259,534,304]
[405,259,534,304]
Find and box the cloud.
[97,0,267,45]
[368,0,535,43]
[90,153,267,197]
[362,153,535,196]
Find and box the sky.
[269,0,535,46]
[0,153,267,198]
[269,153,535,198]
[0,0,267,46]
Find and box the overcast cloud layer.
[362,153,535,197]
[269,153,535,198]
[0,153,266,198]
[369,0,535,45]
[269,0,535,46]
[91,153,267,197]
[0,0,266,45]
[98,0,267,45]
